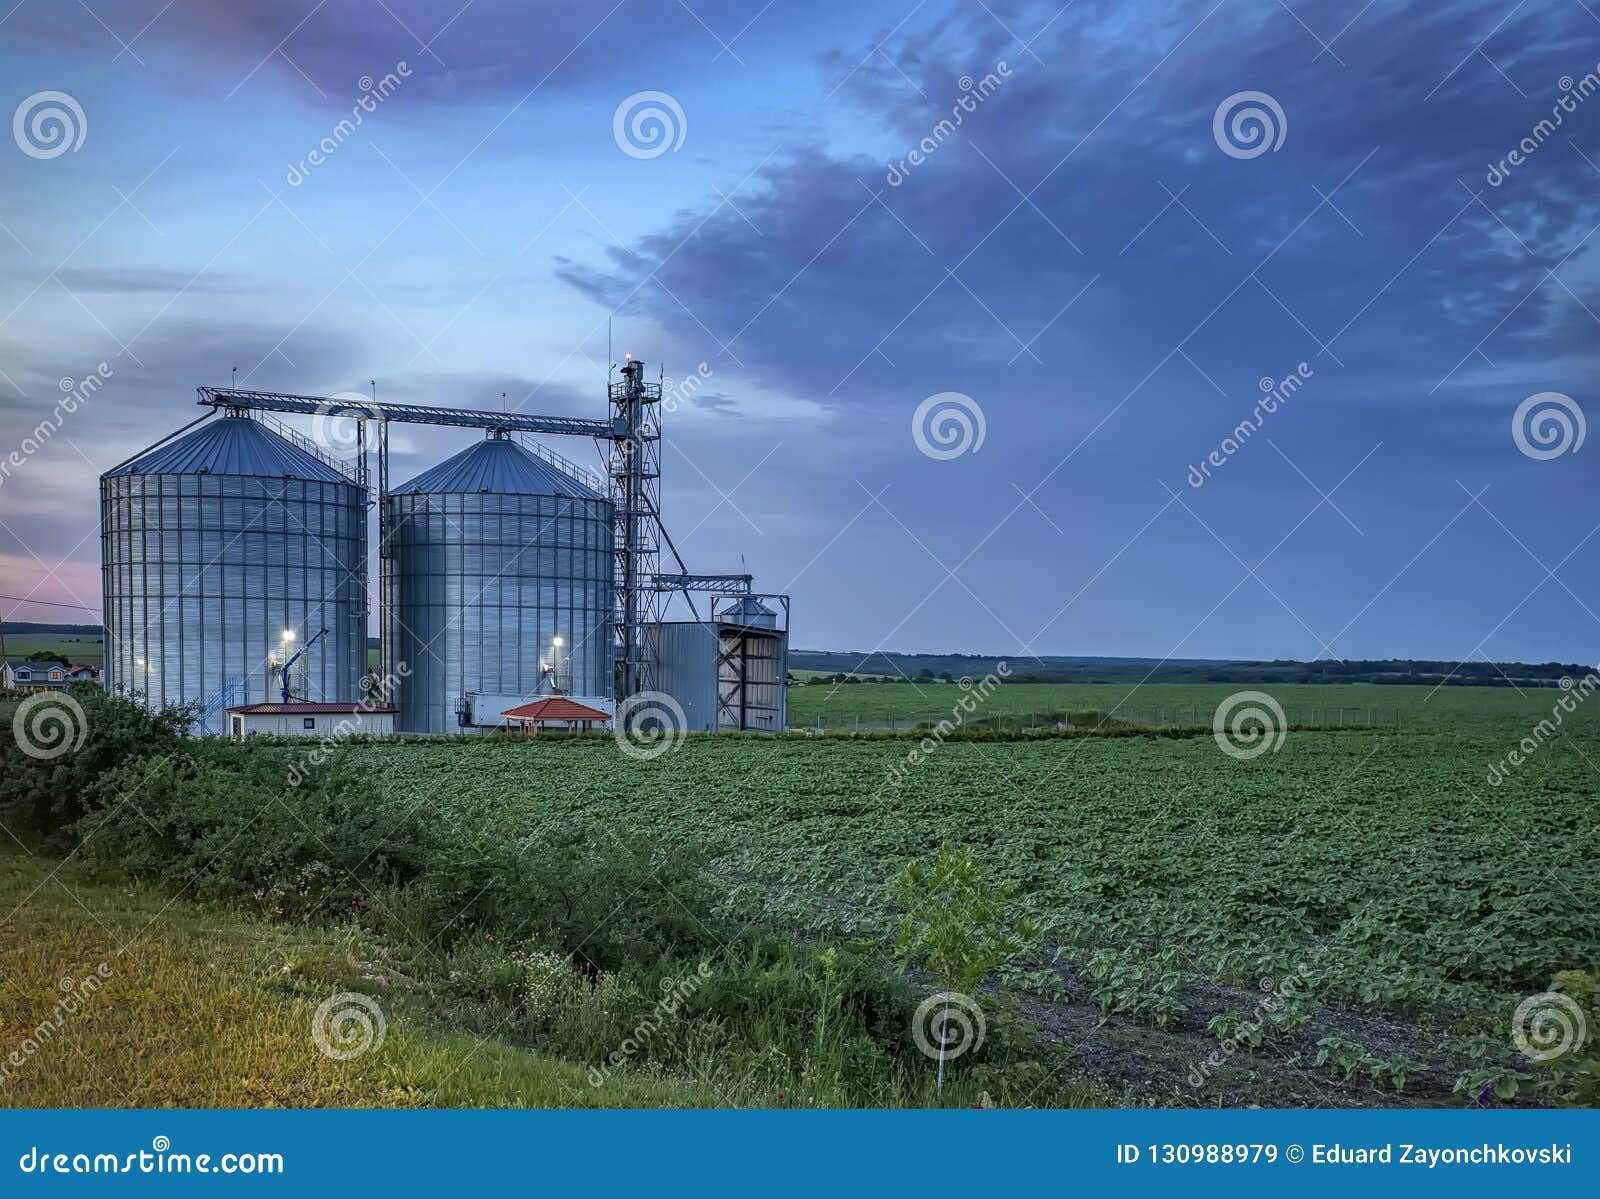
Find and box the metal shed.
[643,596,788,733]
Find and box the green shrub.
[0,687,191,848]
[76,747,434,902]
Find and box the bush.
[414,818,730,972]
[76,746,435,903]
[0,687,191,848]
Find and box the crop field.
[787,678,1551,731]
[0,632,103,667]
[329,680,1598,1106]
[5,680,1593,1107]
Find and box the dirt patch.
[725,871,1515,1108]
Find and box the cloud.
[8,0,857,106]
[554,0,1600,420]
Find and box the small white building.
[226,702,397,740]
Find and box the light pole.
[551,636,566,695]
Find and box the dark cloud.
[556,0,1600,419]
[688,391,738,415]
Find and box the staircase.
[198,677,242,735]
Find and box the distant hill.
[0,622,103,636]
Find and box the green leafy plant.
[892,842,1039,1098]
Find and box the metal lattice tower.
[608,359,662,700]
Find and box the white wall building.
[226,702,396,740]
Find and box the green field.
[325,696,1593,1104]
[3,679,1595,1107]
[787,678,1558,731]
[0,632,103,667]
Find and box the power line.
[0,594,97,612]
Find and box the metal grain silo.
[100,412,368,731]
[381,432,614,732]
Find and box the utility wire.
[0,594,96,611]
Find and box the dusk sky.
[1,0,1597,665]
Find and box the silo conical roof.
[721,596,778,628]
[104,414,351,483]
[392,436,603,499]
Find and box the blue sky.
[0,0,1597,664]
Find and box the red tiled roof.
[227,703,396,715]
[500,697,612,722]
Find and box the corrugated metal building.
[381,432,614,733]
[100,413,368,729]
[644,598,787,732]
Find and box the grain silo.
[381,431,614,732]
[100,411,368,730]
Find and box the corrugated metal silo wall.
[100,471,367,728]
[643,622,722,733]
[382,491,615,732]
